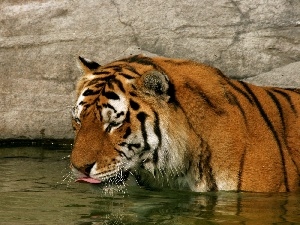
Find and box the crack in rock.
[110,0,140,52]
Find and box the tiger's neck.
[133,105,202,190]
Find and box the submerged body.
[71,55,300,192]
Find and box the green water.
[0,147,299,225]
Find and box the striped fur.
[71,55,300,192]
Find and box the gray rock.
[243,61,300,88]
[0,77,75,139]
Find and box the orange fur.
[71,55,300,192]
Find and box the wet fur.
[71,55,300,192]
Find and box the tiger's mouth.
[75,170,130,186]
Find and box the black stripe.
[93,71,111,75]
[198,140,218,191]
[117,142,140,155]
[267,90,286,131]
[241,82,289,191]
[152,111,162,164]
[123,127,131,139]
[214,67,228,78]
[119,55,165,74]
[185,83,225,115]
[104,65,123,72]
[123,65,141,76]
[119,72,136,79]
[125,110,131,123]
[272,89,297,114]
[98,75,116,82]
[102,91,120,100]
[128,143,141,152]
[130,99,140,110]
[87,78,105,86]
[119,142,127,147]
[226,91,248,126]
[95,83,104,88]
[114,148,131,160]
[153,111,162,146]
[174,101,201,137]
[166,80,179,105]
[137,112,150,151]
[105,122,121,133]
[95,102,102,110]
[96,102,103,121]
[103,103,117,113]
[129,91,137,97]
[107,81,114,90]
[82,89,101,96]
[237,148,247,191]
[285,88,300,94]
[120,55,153,66]
[116,111,124,118]
[128,143,141,153]
[227,80,254,104]
[113,79,125,93]
[131,85,137,90]
[84,104,91,109]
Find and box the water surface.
[0,146,299,225]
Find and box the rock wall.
[0,0,299,139]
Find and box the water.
[0,146,299,225]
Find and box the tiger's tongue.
[75,177,101,184]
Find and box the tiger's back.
[71,55,300,192]
[152,57,300,192]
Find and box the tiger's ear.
[140,70,170,98]
[78,56,101,73]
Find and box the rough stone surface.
[243,61,300,88]
[0,0,299,139]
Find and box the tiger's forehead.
[73,65,138,120]
[73,55,163,120]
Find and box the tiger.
[70,54,300,192]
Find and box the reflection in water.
[79,189,299,225]
[0,147,299,225]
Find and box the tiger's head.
[71,55,196,188]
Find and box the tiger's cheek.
[110,124,130,143]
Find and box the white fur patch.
[102,93,128,132]
[145,120,159,150]
[73,88,88,120]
